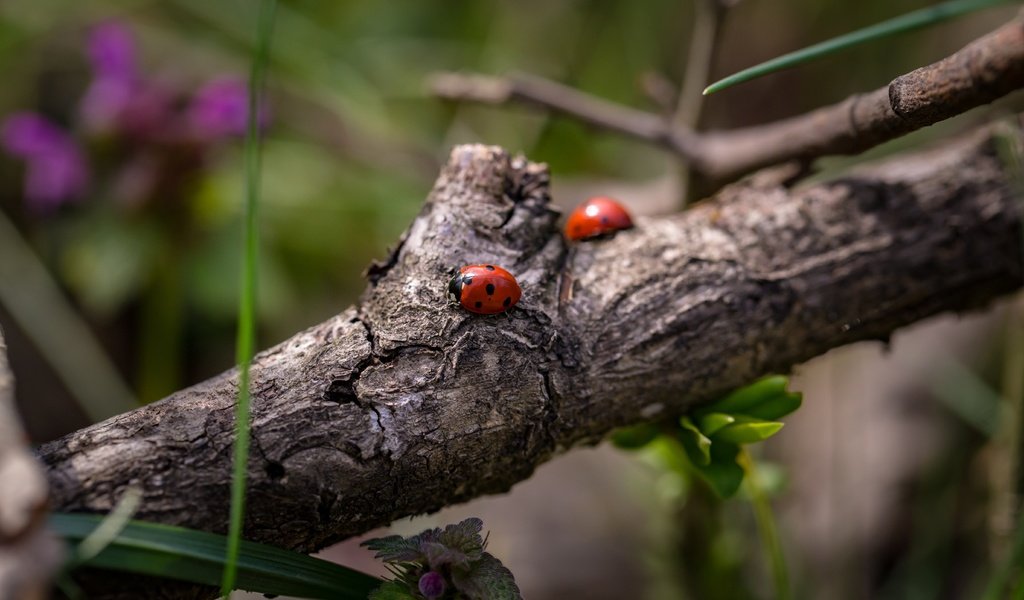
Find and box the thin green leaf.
[712,421,785,445]
[742,392,803,421]
[223,0,277,595]
[52,514,381,599]
[679,416,712,466]
[702,376,788,415]
[704,0,1015,95]
[696,412,735,436]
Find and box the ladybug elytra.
[564,196,634,241]
[447,264,522,315]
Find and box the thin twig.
[431,16,1024,192]
[675,0,733,204]
[429,71,699,155]
[674,0,726,129]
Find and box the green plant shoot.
[703,0,1015,95]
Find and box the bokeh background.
[1,1,1022,598]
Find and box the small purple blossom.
[417,571,446,600]
[81,21,176,137]
[1,113,88,210]
[187,77,267,139]
[87,22,138,81]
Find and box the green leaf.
[691,441,745,499]
[696,412,735,436]
[369,580,417,600]
[610,422,661,449]
[703,376,788,415]
[437,517,485,560]
[363,535,424,564]
[712,421,785,445]
[451,552,522,600]
[422,541,472,569]
[679,417,712,466]
[51,513,380,599]
[703,0,1014,95]
[742,392,803,421]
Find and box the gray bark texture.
[39,122,1024,597]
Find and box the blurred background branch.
[0,212,135,421]
[432,14,1024,196]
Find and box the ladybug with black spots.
[564,196,634,241]
[447,264,522,315]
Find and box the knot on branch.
[360,145,565,353]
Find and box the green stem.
[221,0,276,596]
[138,255,183,403]
[985,514,1024,599]
[703,0,1016,95]
[989,122,1024,600]
[739,448,790,600]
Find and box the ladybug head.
[447,273,464,304]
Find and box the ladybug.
[564,196,634,241]
[447,264,522,315]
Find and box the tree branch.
[0,327,63,599]
[38,119,1024,596]
[431,15,1024,191]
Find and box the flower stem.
[739,448,790,600]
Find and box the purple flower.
[417,571,446,600]
[1,113,88,210]
[81,21,175,137]
[87,21,138,81]
[187,77,268,139]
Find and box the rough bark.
[39,123,1023,597]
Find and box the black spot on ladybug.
[601,216,609,225]
[485,265,495,271]
[503,296,512,307]
[486,283,495,295]
[463,276,473,285]
[475,301,483,309]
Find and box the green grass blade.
[52,514,381,599]
[223,0,277,595]
[703,0,1016,95]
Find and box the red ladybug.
[447,264,522,315]
[564,196,634,241]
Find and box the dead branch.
[37,120,1024,597]
[431,16,1024,192]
